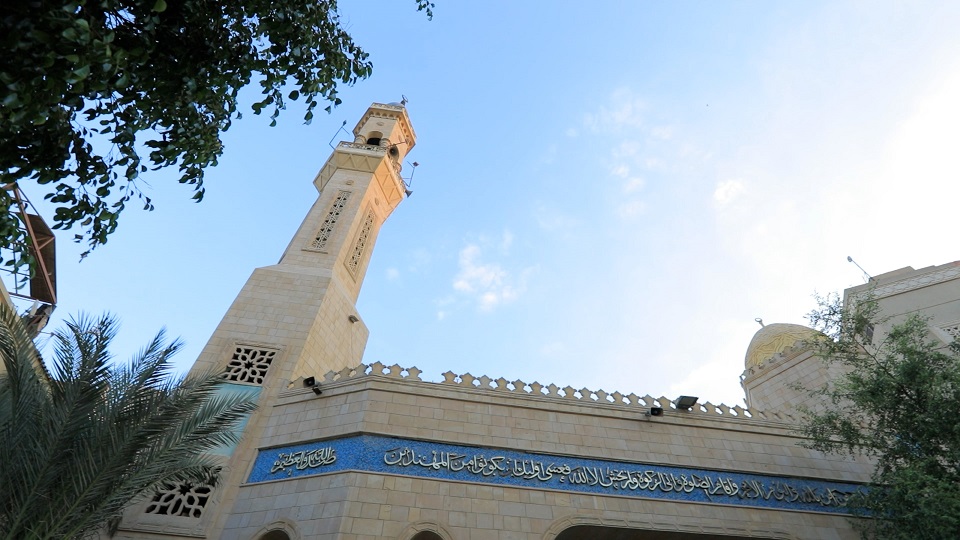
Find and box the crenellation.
[284,361,801,424]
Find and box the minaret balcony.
[335,141,405,180]
[337,141,388,154]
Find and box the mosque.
[78,103,960,539]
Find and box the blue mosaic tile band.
[247,435,862,515]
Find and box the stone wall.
[208,363,872,540]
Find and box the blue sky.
[17,1,960,407]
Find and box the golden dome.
[745,323,822,368]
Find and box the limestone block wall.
[223,471,856,540]
[187,267,333,376]
[295,280,370,382]
[210,364,873,540]
[846,262,960,347]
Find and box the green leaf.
[0,0,429,258]
[0,306,258,538]
[72,65,91,81]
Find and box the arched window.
[258,530,291,540]
[410,533,444,540]
[366,131,383,146]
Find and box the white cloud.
[534,203,580,232]
[539,143,558,165]
[583,87,647,132]
[610,165,645,194]
[617,199,647,218]
[434,295,455,321]
[385,267,400,281]
[500,230,513,252]
[650,126,674,140]
[666,358,747,408]
[578,87,700,225]
[713,179,745,206]
[622,177,645,194]
[538,341,566,357]
[610,164,630,178]
[451,243,531,312]
[612,140,642,160]
[642,157,664,171]
[404,248,432,274]
[452,245,500,294]
[661,319,760,408]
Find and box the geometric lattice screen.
[347,209,376,274]
[311,190,351,250]
[222,346,278,385]
[144,482,213,518]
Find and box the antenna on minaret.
[327,120,349,149]
[402,161,419,197]
[847,256,874,282]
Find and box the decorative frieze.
[851,264,960,301]
[248,435,862,515]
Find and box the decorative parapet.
[849,263,960,301]
[741,340,816,381]
[337,141,387,153]
[303,362,797,424]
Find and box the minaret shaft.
[189,103,415,386]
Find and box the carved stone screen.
[311,190,351,250]
[144,482,212,518]
[223,346,278,385]
[347,209,376,273]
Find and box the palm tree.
[0,306,257,539]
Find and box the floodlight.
[676,395,699,410]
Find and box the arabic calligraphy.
[249,436,862,515]
[270,447,337,476]
[382,447,854,508]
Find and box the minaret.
[191,102,416,386]
[113,102,416,539]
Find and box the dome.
[745,323,823,368]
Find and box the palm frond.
[0,307,258,540]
